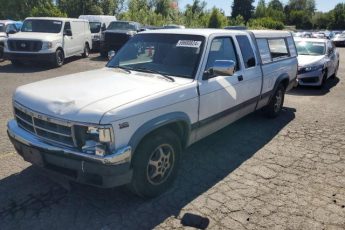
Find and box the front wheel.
[52,49,64,67]
[128,129,181,198]
[264,84,285,118]
[0,45,4,61]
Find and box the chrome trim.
[8,120,132,165]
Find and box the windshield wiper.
[134,67,175,82]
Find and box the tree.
[268,0,283,11]
[255,0,267,18]
[208,8,228,28]
[184,0,208,27]
[231,0,255,23]
[329,3,345,29]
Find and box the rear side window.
[268,39,289,60]
[236,35,256,68]
[287,37,297,57]
[256,38,271,64]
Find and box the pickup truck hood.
[298,55,325,67]
[14,68,184,124]
[8,32,59,41]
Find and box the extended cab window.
[206,37,238,71]
[64,22,71,34]
[287,37,297,57]
[268,39,289,60]
[236,35,256,68]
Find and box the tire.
[0,45,4,61]
[52,49,64,67]
[11,59,23,66]
[82,43,90,58]
[128,129,181,198]
[264,84,285,118]
[100,51,107,58]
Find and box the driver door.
[197,36,258,140]
[63,22,73,57]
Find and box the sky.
[178,0,345,16]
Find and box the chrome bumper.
[7,120,132,165]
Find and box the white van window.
[287,37,297,57]
[268,39,289,60]
[256,38,271,64]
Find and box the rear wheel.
[82,43,90,58]
[52,49,64,67]
[0,45,4,61]
[264,84,285,118]
[128,129,181,198]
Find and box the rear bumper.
[4,52,56,62]
[7,120,133,188]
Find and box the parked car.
[295,37,339,88]
[312,32,326,39]
[163,24,185,29]
[79,15,116,51]
[294,32,312,38]
[224,26,247,30]
[100,21,142,57]
[7,29,297,197]
[4,17,92,67]
[0,20,19,60]
[332,33,345,46]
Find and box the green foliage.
[228,15,245,26]
[249,17,284,30]
[330,3,345,29]
[255,0,266,18]
[268,0,283,11]
[207,8,228,28]
[231,0,255,23]
[30,5,67,17]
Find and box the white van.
[4,17,92,67]
[79,15,116,50]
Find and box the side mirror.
[203,60,236,80]
[7,30,17,35]
[64,29,72,36]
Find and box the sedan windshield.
[296,41,325,56]
[0,23,5,32]
[21,20,62,33]
[90,22,101,33]
[107,34,205,79]
[107,21,137,31]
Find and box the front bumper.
[4,52,56,62]
[297,69,323,86]
[7,120,133,188]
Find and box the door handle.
[237,75,243,81]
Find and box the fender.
[128,112,191,153]
[271,73,290,95]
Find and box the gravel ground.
[0,50,344,229]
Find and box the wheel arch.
[128,112,192,155]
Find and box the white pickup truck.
[7,29,297,197]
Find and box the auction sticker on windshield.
[177,40,202,48]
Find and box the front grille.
[8,40,42,52]
[14,107,75,147]
[104,33,131,51]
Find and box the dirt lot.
[0,51,344,229]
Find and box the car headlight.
[75,125,115,157]
[303,64,324,72]
[93,35,100,41]
[42,41,53,50]
[126,31,136,36]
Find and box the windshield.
[21,20,62,33]
[90,22,101,33]
[107,21,137,31]
[0,23,4,32]
[296,41,326,56]
[107,34,205,79]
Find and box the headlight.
[303,64,324,72]
[126,31,136,36]
[75,125,115,157]
[42,41,53,50]
[93,35,100,41]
